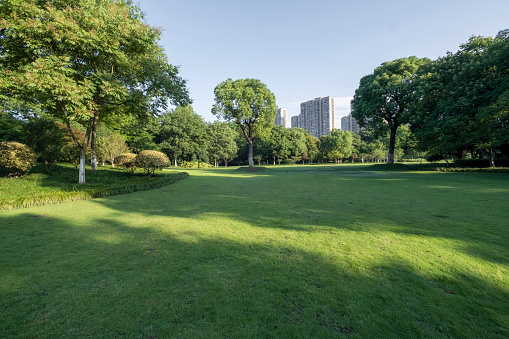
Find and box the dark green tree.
[352,56,430,164]
[155,106,207,167]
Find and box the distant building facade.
[341,113,361,134]
[275,108,288,127]
[292,96,335,138]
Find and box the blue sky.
[135,0,508,127]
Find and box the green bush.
[180,161,214,169]
[0,141,37,177]
[114,153,137,173]
[135,150,169,175]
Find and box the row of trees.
[352,30,509,166]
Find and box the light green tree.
[321,129,353,163]
[212,78,276,167]
[207,122,238,167]
[0,0,190,183]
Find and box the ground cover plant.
[1,164,508,338]
[0,163,188,210]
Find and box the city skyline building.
[275,108,288,128]
[341,113,361,134]
[291,97,335,138]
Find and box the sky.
[134,0,509,128]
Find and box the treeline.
[0,105,418,170]
[352,30,509,166]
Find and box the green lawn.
[1,164,508,338]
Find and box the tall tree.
[0,0,190,183]
[411,32,509,165]
[352,56,430,164]
[212,78,276,167]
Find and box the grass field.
[1,164,508,338]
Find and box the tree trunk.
[387,123,398,164]
[489,149,495,167]
[79,147,86,184]
[248,140,254,167]
[90,112,98,170]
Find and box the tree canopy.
[352,56,430,164]
[212,78,276,167]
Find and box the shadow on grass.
[91,165,509,266]
[1,211,508,338]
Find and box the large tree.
[155,106,207,167]
[410,32,509,165]
[0,0,190,183]
[352,56,430,164]
[212,78,276,167]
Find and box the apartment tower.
[295,97,335,138]
[275,108,288,128]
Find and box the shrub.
[180,161,214,169]
[0,141,37,177]
[114,153,137,173]
[135,150,169,175]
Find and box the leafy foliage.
[135,150,170,176]
[0,141,37,177]
[23,117,64,171]
[212,78,276,167]
[114,153,137,173]
[352,57,431,163]
[0,0,190,183]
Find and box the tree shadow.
[1,210,508,338]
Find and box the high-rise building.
[341,114,361,134]
[294,97,335,138]
[341,104,361,134]
[275,108,288,127]
[291,115,299,129]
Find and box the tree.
[0,0,190,183]
[24,116,64,171]
[321,129,353,163]
[267,125,291,165]
[207,121,238,167]
[212,78,277,167]
[155,106,207,167]
[96,126,129,167]
[410,32,509,166]
[352,56,430,164]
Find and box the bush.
[0,141,37,177]
[135,150,169,175]
[114,153,137,173]
[180,161,213,169]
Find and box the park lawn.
[1,164,508,338]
